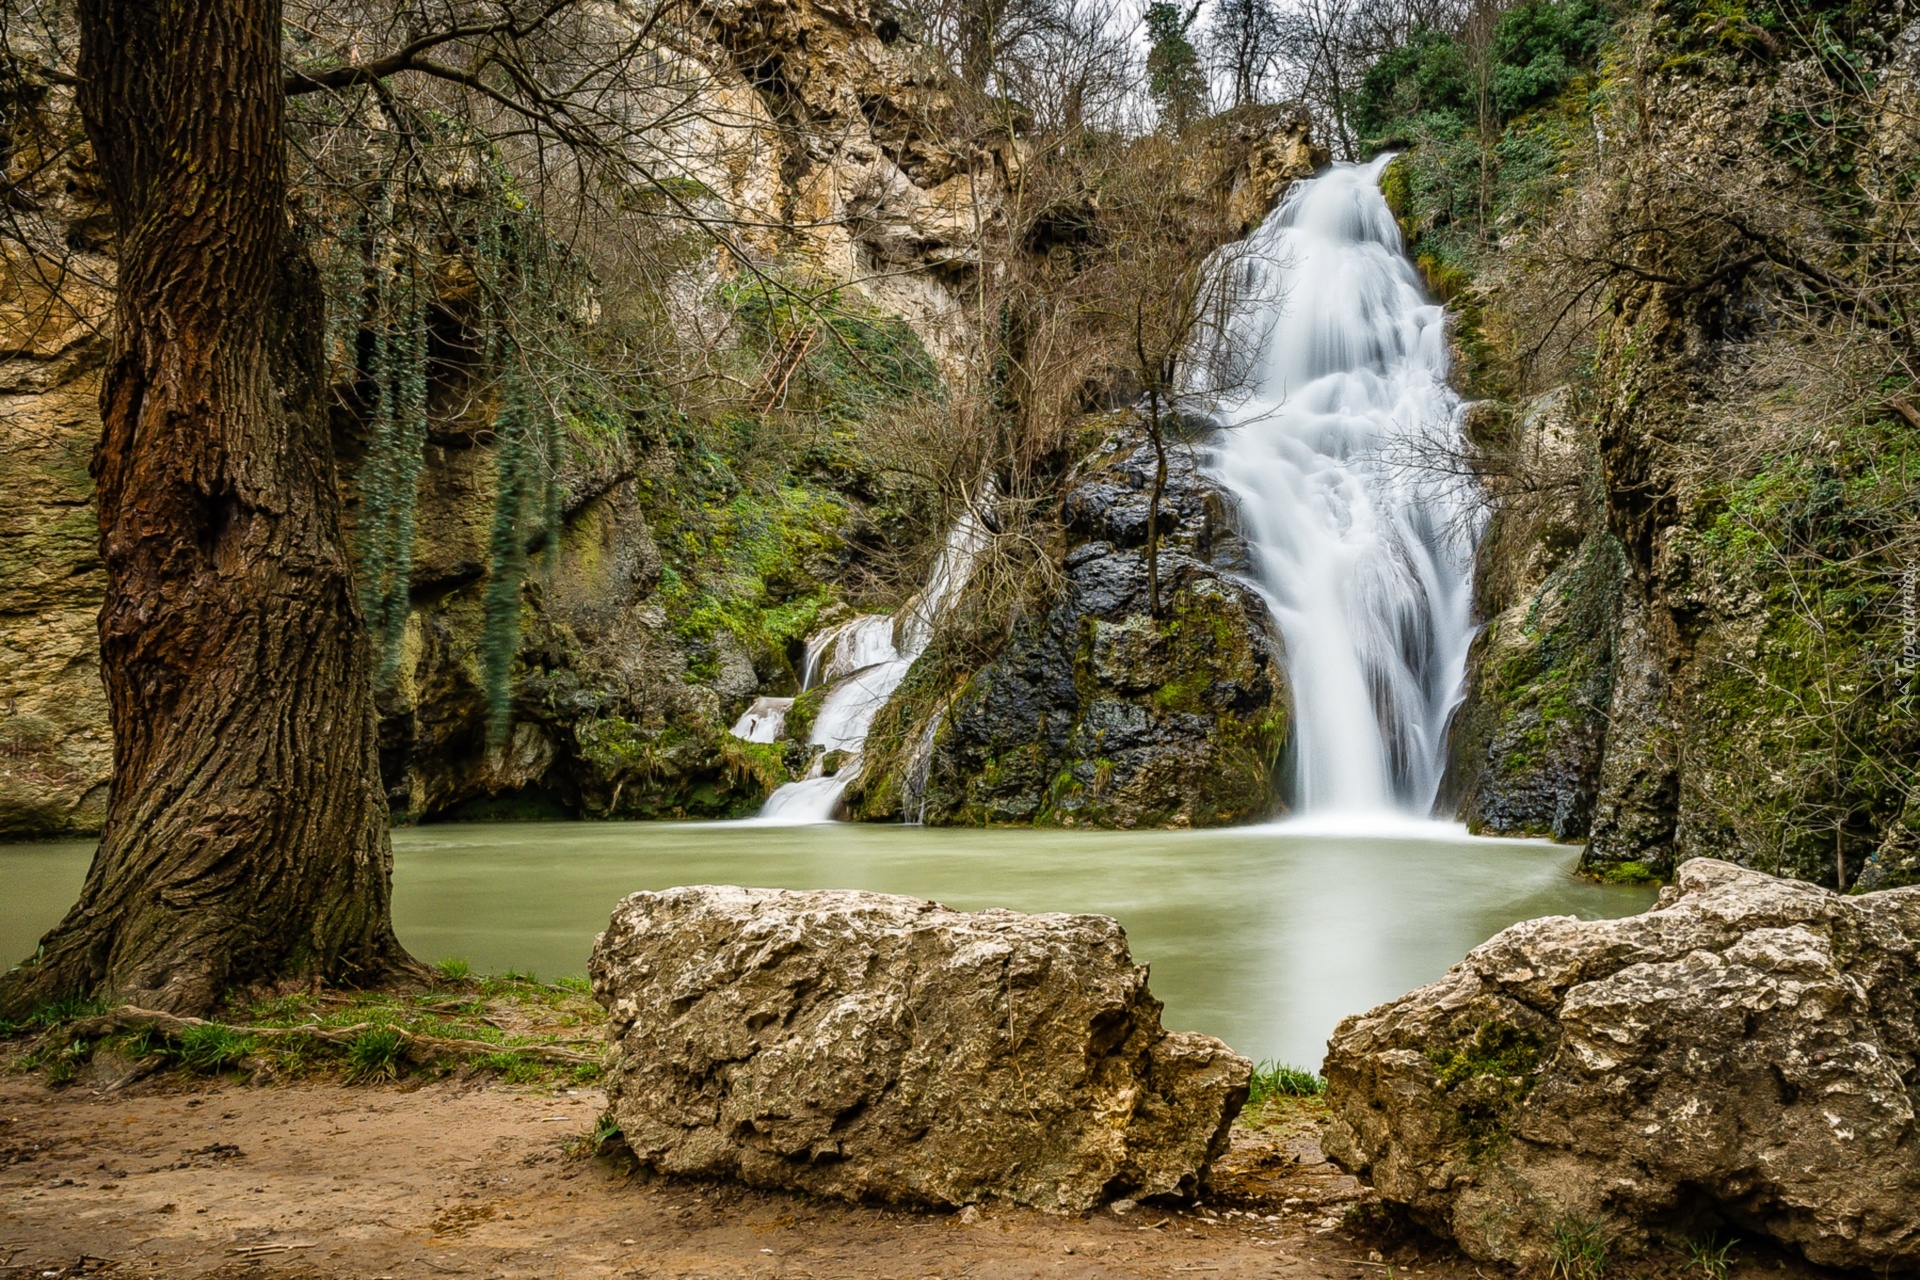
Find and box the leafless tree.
[1206,0,1285,110]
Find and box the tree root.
[61,1005,601,1068]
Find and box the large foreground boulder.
[1324,859,1920,1272]
[590,886,1250,1210]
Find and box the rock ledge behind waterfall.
[1323,859,1920,1272]
[589,886,1250,1210]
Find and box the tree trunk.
[960,0,1009,92]
[0,0,419,1018]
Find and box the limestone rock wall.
[1441,3,1920,886]
[365,0,1017,821]
[0,68,114,838]
[0,0,1324,834]
[1443,391,1620,843]
[0,0,1005,833]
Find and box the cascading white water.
[1200,156,1480,818]
[747,499,992,823]
[729,696,793,744]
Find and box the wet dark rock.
[903,410,1291,828]
[1443,389,1620,845]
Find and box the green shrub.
[436,957,472,981]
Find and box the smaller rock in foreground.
[589,886,1250,1211]
[1323,859,1920,1273]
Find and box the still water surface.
[1,820,1652,1067]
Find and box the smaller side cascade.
[739,498,992,822]
[729,698,793,744]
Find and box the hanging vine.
[297,103,601,744]
[475,203,571,746]
[355,241,431,684]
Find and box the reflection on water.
[0,822,1653,1068]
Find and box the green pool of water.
[1,819,1653,1067]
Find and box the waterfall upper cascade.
[746,502,991,823]
[1201,156,1479,818]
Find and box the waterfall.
[746,499,992,823]
[729,697,792,743]
[1200,156,1480,818]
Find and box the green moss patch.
[1427,1020,1547,1159]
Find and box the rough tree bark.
[0,0,420,1017]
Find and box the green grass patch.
[175,1023,255,1073]
[1548,1215,1612,1280]
[6,971,606,1092]
[1248,1060,1325,1104]
[1687,1234,1739,1280]
[344,1026,406,1083]
[26,992,106,1029]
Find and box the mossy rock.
[878,411,1293,830]
[785,685,828,745]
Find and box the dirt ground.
[0,1074,1473,1280]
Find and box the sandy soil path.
[0,1076,1466,1280]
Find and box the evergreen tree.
[1145,2,1207,132]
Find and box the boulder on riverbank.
[589,886,1250,1211]
[1322,859,1920,1273]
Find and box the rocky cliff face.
[847,411,1292,828]
[0,318,111,838]
[363,0,1021,823]
[1443,392,1621,844]
[0,70,113,837]
[0,0,1002,834]
[0,1,1320,836]
[1439,0,1920,888]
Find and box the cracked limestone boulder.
[589,886,1250,1210]
[1323,859,1920,1272]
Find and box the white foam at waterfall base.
[1200,155,1481,819]
[748,502,992,823]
